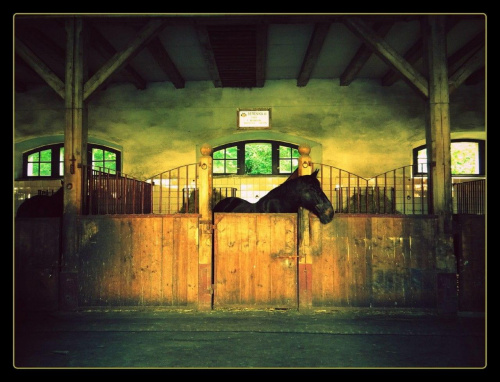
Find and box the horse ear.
[312,169,320,177]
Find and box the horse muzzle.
[316,203,334,224]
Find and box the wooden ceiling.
[14,14,486,96]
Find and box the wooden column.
[424,16,457,314]
[60,18,88,310]
[297,144,314,310]
[198,144,213,310]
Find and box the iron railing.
[146,164,236,214]
[315,164,430,215]
[453,179,485,215]
[81,165,152,215]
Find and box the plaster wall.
[14,79,485,180]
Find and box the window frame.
[412,139,485,177]
[22,143,121,179]
[212,140,300,176]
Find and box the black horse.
[16,187,64,218]
[213,169,334,224]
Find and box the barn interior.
[14,14,485,315]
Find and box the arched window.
[413,139,485,176]
[22,144,121,178]
[213,140,299,175]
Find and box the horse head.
[297,170,334,224]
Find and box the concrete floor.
[13,307,486,369]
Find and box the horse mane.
[263,169,319,200]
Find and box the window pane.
[417,148,427,173]
[451,142,479,175]
[59,147,64,175]
[292,148,300,158]
[40,163,51,176]
[213,159,225,173]
[93,149,104,161]
[226,146,238,159]
[213,150,225,159]
[93,161,104,170]
[27,163,37,176]
[226,160,238,174]
[245,143,272,174]
[104,151,116,161]
[279,145,291,158]
[40,149,51,162]
[279,159,292,173]
[28,152,39,162]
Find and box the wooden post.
[198,143,213,310]
[424,16,457,314]
[297,144,313,310]
[60,17,88,310]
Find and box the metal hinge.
[199,220,216,233]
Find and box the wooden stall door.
[213,213,298,309]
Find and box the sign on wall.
[237,108,271,129]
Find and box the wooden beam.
[340,22,393,86]
[381,17,461,87]
[195,25,222,88]
[448,30,485,78]
[147,37,185,89]
[89,25,147,90]
[83,19,166,100]
[424,16,452,216]
[449,46,485,94]
[343,17,428,98]
[15,37,65,98]
[256,23,268,88]
[297,23,330,87]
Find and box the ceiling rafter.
[449,46,485,94]
[381,17,462,87]
[297,23,330,87]
[15,37,65,98]
[147,37,185,89]
[195,24,222,88]
[340,21,393,86]
[84,19,167,100]
[342,16,429,98]
[89,24,147,90]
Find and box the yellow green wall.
[14,79,485,180]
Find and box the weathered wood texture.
[15,218,61,311]
[454,215,485,312]
[15,214,484,311]
[308,215,439,308]
[213,213,298,308]
[77,215,199,306]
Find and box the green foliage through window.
[413,140,484,176]
[23,144,120,178]
[213,141,299,175]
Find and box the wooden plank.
[343,17,429,98]
[83,19,166,100]
[161,216,175,304]
[255,214,272,304]
[185,216,199,304]
[240,215,254,304]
